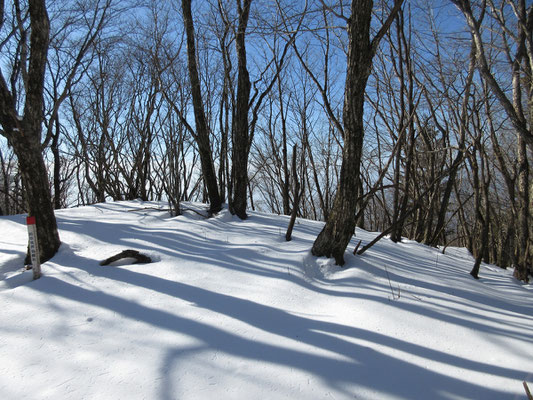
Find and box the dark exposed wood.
[100,250,152,266]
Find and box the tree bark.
[469,147,490,279]
[514,133,530,281]
[52,112,61,209]
[311,0,402,265]
[285,144,301,241]
[0,0,60,269]
[230,0,252,219]
[181,0,222,214]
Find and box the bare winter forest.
[0,0,532,281]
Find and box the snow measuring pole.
[26,216,41,279]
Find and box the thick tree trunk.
[0,0,60,269]
[311,128,363,265]
[311,0,374,265]
[512,0,530,281]
[14,137,60,264]
[312,0,402,264]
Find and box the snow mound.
[213,207,234,222]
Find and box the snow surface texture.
[1,200,532,400]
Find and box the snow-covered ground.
[1,200,531,399]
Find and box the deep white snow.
[0,200,532,399]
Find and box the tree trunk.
[0,0,60,269]
[514,134,530,281]
[312,0,402,265]
[230,0,252,220]
[469,149,490,280]
[14,137,61,264]
[390,12,407,243]
[285,144,300,241]
[181,0,222,214]
[427,43,475,247]
[52,112,61,209]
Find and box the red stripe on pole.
[27,216,36,225]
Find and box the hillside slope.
[1,201,532,399]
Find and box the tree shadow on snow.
[30,259,527,400]
[19,204,532,399]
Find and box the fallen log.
[100,250,152,266]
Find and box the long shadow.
[31,271,523,400]
[55,209,533,343]
[25,204,531,398]
[358,245,533,318]
[350,257,533,341]
[58,218,298,283]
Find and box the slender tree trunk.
[279,78,291,216]
[181,0,222,214]
[0,149,10,215]
[515,134,530,281]
[230,0,252,219]
[52,113,61,209]
[469,147,490,279]
[218,34,230,203]
[390,12,407,243]
[286,144,300,241]
[428,44,475,246]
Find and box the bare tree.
[226,0,300,219]
[0,0,60,270]
[44,0,115,209]
[181,0,222,213]
[453,0,532,281]
[311,0,403,265]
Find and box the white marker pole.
[26,216,41,279]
